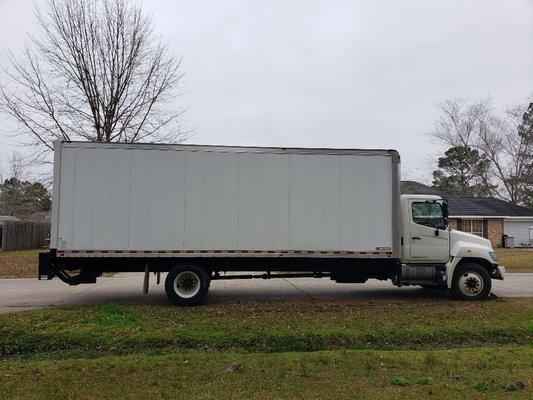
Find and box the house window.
[461,219,483,237]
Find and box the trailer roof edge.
[58,141,400,157]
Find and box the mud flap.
[38,251,54,280]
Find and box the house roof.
[401,181,533,217]
[0,216,20,223]
[447,197,533,217]
[26,211,51,222]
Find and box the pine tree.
[432,146,495,196]
[0,178,51,219]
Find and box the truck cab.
[398,194,504,299]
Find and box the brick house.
[401,181,533,248]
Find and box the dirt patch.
[0,249,40,279]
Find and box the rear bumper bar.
[38,249,98,285]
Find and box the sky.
[0,0,532,182]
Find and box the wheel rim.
[173,271,201,298]
[458,271,484,296]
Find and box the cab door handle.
[412,236,421,240]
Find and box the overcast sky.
[1,0,532,182]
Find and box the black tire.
[450,262,491,300]
[165,263,209,306]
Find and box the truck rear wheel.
[450,262,491,300]
[165,264,210,306]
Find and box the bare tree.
[475,104,532,204]
[432,98,492,148]
[431,98,532,204]
[0,0,186,162]
[0,152,27,183]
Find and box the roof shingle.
[401,181,533,217]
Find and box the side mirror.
[442,201,449,219]
[434,229,440,237]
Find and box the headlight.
[489,251,498,262]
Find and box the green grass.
[0,298,531,358]
[496,248,533,272]
[0,299,531,399]
[0,346,530,399]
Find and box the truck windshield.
[411,201,446,230]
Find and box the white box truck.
[39,142,504,305]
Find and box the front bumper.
[491,265,505,280]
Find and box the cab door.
[408,200,450,262]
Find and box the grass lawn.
[496,248,533,272]
[0,346,530,400]
[0,298,531,399]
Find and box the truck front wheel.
[165,264,210,306]
[450,263,491,300]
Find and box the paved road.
[0,272,531,313]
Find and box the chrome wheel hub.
[458,272,484,296]
[173,271,201,298]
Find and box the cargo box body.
[51,142,401,260]
[41,142,500,304]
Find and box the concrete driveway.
[0,272,531,313]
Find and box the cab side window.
[411,202,445,229]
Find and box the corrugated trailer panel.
[340,154,392,250]
[184,150,239,249]
[54,147,73,248]
[129,148,184,249]
[290,154,341,250]
[52,143,398,257]
[237,153,290,250]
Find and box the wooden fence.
[0,220,51,251]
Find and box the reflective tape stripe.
[55,249,394,258]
